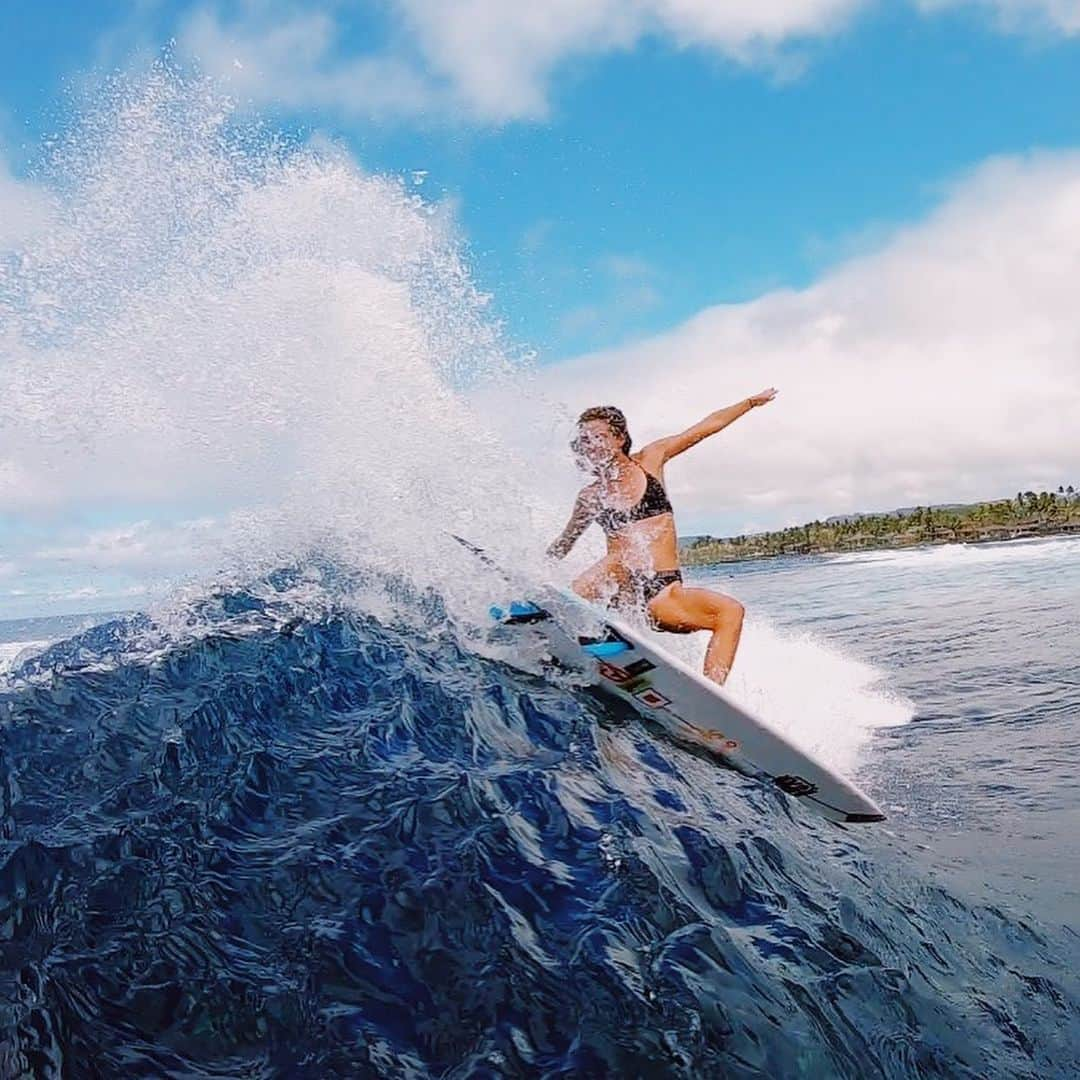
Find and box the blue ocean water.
[1,541,1077,1077]
[2,64,1076,1078]
[699,534,1080,930]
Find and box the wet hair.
[576,405,631,454]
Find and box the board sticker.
[598,661,631,684]
[774,775,819,797]
[453,534,885,823]
[633,687,671,709]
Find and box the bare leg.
[572,556,630,608]
[645,584,745,686]
[642,583,746,754]
[702,607,744,684]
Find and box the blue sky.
[3,1,1080,358]
[3,0,1080,618]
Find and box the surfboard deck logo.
[454,536,885,825]
[577,618,883,822]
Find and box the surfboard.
[457,538,885,825]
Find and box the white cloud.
[0,149,51,249]
[178,7,438,118]
[544,152,1080,533]
[0,518,227,619]
[174,0,867,124]
[396,0,869,118]
[392,0,642,120]
[57,585,101,600]
[916,0,1080,34]
[34,518,225,573]
[38,521,153,567]
[150,1,1080,124]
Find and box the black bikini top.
[594,466,673,536]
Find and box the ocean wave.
[0,64,1075,1076]
[824,534,1080,570]
[0,575,1075,1077]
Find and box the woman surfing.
[548,390,777,686]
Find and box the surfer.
[547,391,777,686]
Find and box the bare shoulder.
[633,444,669,478]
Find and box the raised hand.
[748,387,778,408]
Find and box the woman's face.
[572,419,623,471]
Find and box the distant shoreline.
[680,490,1080,565]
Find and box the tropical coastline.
[681,488,1080,564]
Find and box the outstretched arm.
[642,387,777,465]
[547,490,595,559]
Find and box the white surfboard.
[458,539,885,825]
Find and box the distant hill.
[824,503,969,525]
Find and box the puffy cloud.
[396,0,867,117]
[166,1,1080,124]
[391,0,642,120]
[175,0,867,124]
[543,152,1080,534]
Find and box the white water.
[1,65,907,773]
[825,533,1079,570]
[0,641,48,675]
[0,65,566,603]
[612,611,912,777]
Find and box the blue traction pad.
[581,641,631,658]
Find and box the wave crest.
[1,578,1075,1076]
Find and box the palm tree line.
[681,487,1080,564]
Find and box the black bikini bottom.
[629,568,682,605]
